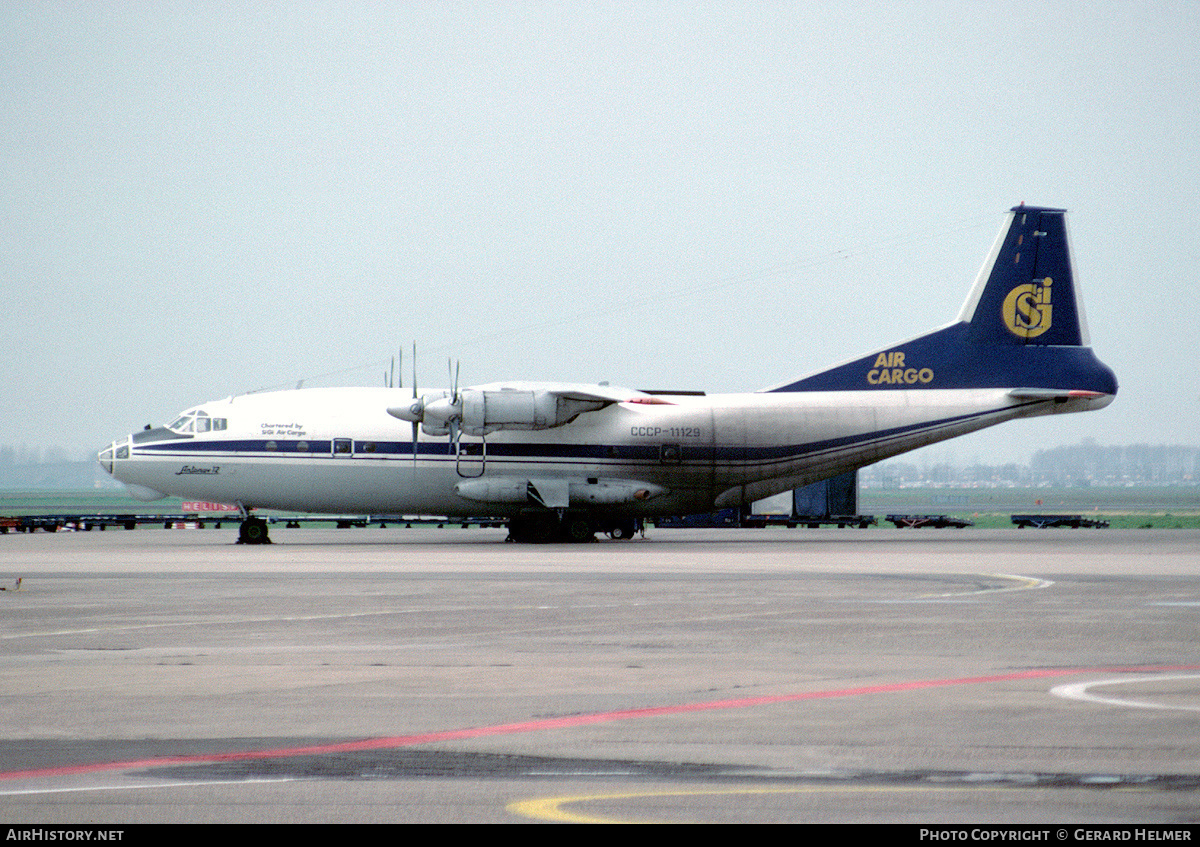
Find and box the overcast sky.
[2,2,1197,466]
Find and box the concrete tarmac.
[1,525,1198,824]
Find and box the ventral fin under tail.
[768,205,1117,397]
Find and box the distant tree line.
[1028,441,1198,485]
[864,441,1198,487]
[0,445,74,466]
[0,445,114,490]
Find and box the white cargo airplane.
[99,205,1116,543]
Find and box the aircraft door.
[456,437,486,478]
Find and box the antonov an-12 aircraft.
[99,205,1116,543]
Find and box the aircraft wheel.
[608,521,637,540]
[563,517,595,543]
[238,518,272,545]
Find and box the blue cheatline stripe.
[131,402,1029,473]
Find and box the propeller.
[385,343,424,465]
[385,349,466,457]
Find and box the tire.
[609,521,636,540]
[563,517,595,543]
[239,518,271,545]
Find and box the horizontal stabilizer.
[1007,388,1108,400]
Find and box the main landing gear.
[506,512,641,544]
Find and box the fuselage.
[99,384,1112,517]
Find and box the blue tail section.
[961,205,1084,347]
[769,205,1117,395]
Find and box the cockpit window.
[167,409,227,434]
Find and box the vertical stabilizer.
[958,205,1086,347]
[768,205,1116,395]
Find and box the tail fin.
[769,205,1117,396]
[958,205,1086,347]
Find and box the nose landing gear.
[235,502,272,544]
[237,517,271,544]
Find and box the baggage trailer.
[1,514,178,532]
[1011,514,1110,528]
[886,514,974,528]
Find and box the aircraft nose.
[97,438,129,477]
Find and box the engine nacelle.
[391,387,612,437]
[455,389,606,436]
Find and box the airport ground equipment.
[2,513,152,532]
[658,471,877,529]
[886,514,974,528]
[1011,514,1110,528]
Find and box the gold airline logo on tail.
[1002,277,1053,339]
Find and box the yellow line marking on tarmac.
[508,787,796,824]
[507,784,1042,824]
[913,572,1053,599]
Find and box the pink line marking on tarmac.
[4,665,1198,783]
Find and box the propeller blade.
[447,358,463,451]
[448,359,460,404]
[412,343,418,465]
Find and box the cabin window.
[265,441,278,452]
[333,438,352,455]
